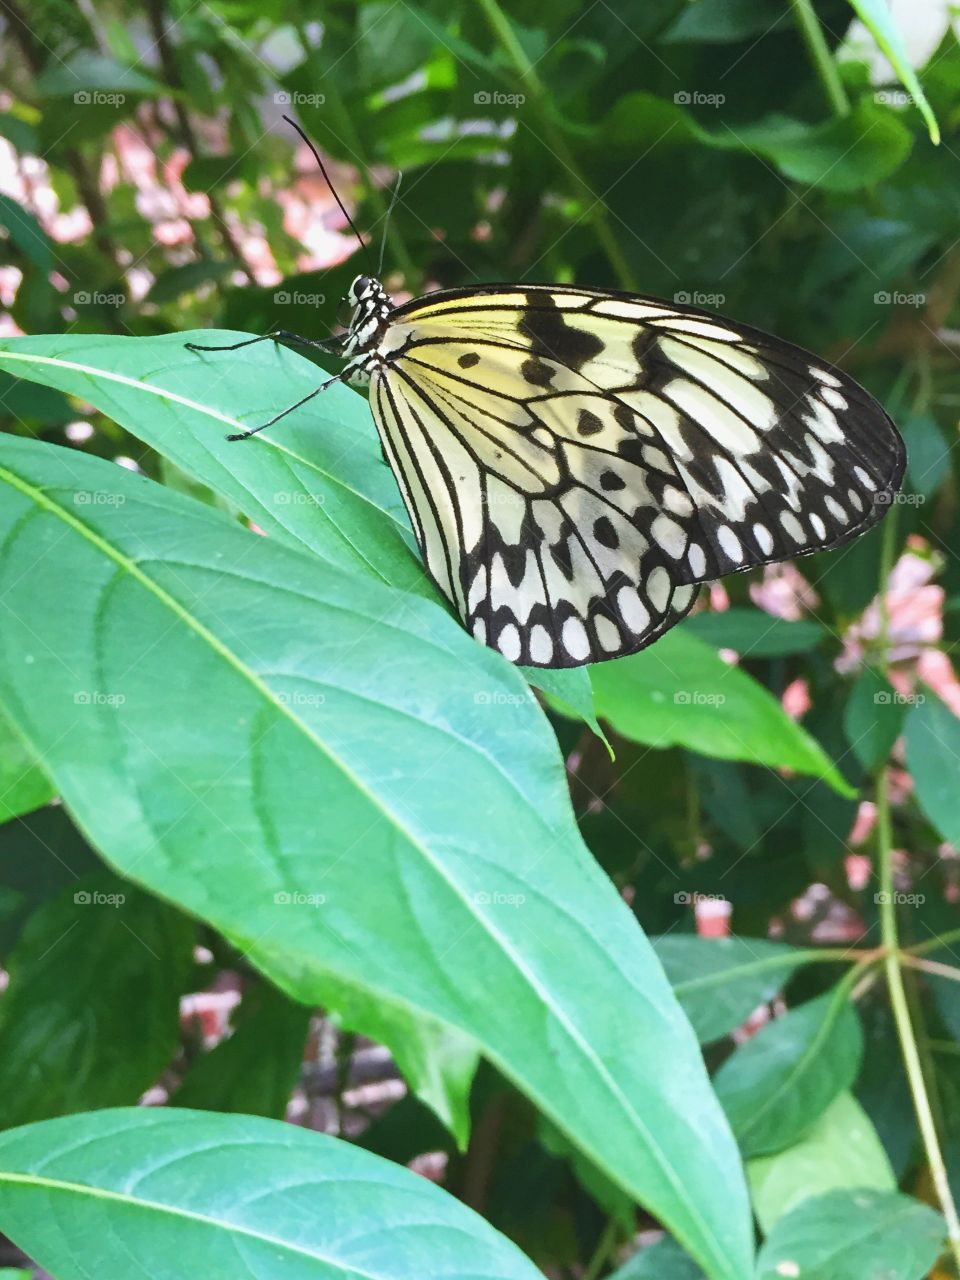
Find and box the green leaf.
[599,94,913,191]
[662,0,790,43]
[682,610,825,659]
[0,1108,546,1280]
[843,668,905,770]
[35,51,164,97]
[0,874,194,1127]
[653,937,808,1044]
[713,989,864,1158]
[717,98,914,193]
[847,0,941,143]
[901,412,951,499]
[0,437,753,1280]
[756,1188,945,1280]
[0,195,52,272]
[146,259,236,304]
[0,704,53,822]
[589,632,853,795]
[174,980,311,1118]
[747,1091,895,1232]
[525,665,612,755]
[0,333,425,595]
[904,694,960,845]
[0,807,102,957]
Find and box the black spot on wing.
[458,351,480,369]
[521,357,555,387]
[593,516,619,549]
[577,408,604,437]
[518,292,605,369]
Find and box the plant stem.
[790,0,850,118]
[903,955,960,983]
[876,770,960,1260]
[909,926,960,957]
[582,1218,620,1280]
[874,508,960,1266]
[474,0,637,290]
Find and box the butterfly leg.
[225,372,345,441]
[186,330,340,354]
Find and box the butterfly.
[187,128,905,670]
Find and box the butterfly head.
[341,274,392,358]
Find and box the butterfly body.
[330,274,905,668]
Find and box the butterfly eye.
[336,296,355,328]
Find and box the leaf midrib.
[0,344,412,549]
[0,1169,388,1278]
[0,454,725,1275]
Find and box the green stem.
[909,926,960,957]
[874,508,960,1266]
[876,771,960,1260]
[475,0,637,290]
[582,1218,620,1280]
[791,0,850,118]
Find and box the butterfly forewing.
[367,285,904,668]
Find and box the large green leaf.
[0,1108,545,1280]
[0,437,753,1280]
[590,632,852,794]
[713,990,863,1158]
[755,1188,944,1280]
[0,333,595,733]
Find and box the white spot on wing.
[562,616,591,660]
[529,625,553,665]
[497,622,521,661]
[617,586,650,633]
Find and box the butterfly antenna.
[377,170,403,278]
[282,113,373,272]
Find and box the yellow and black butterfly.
[188,123,905,670]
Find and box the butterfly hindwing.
[366,285,904,667]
